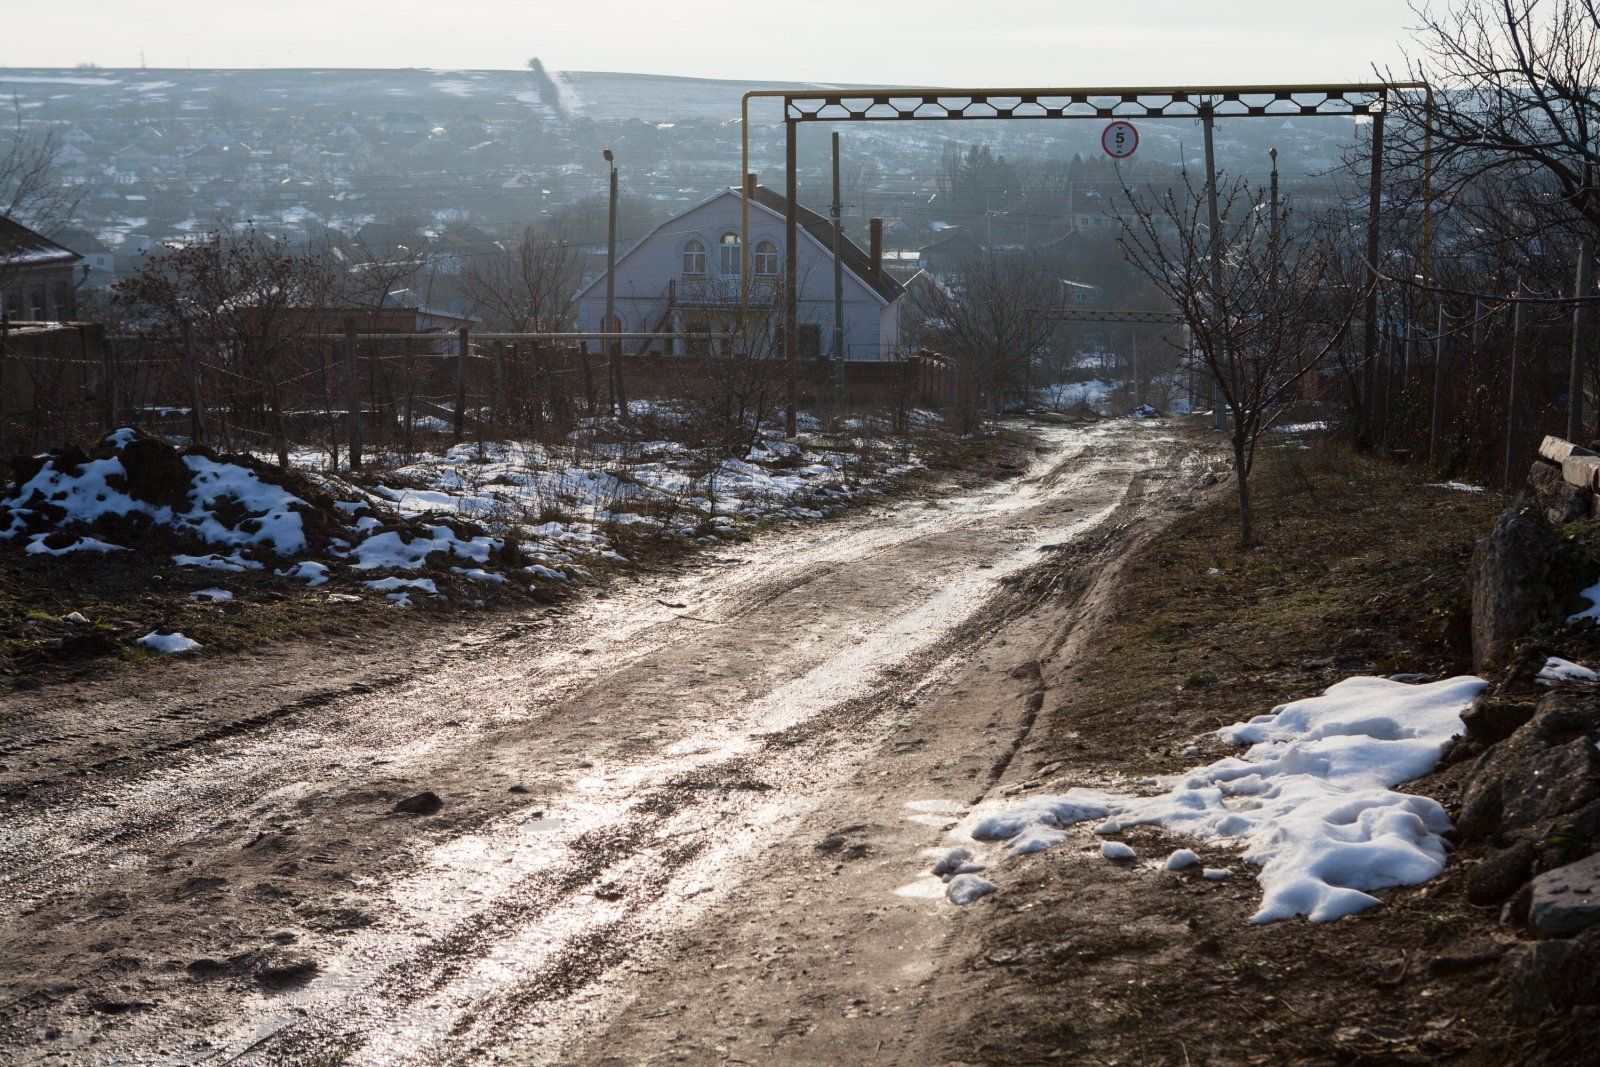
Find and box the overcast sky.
[5,1,1421,84]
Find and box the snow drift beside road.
[969,674,1487,922]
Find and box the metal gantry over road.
[738,82,1431,434]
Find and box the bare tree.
[0,101,81,237]
[1,100,86,296]
[115,226,339,458]
[341,233,429,311]
[459,224,581,332]
[910,246,1057,429]
[1390,1,1600,228]
[1119,175,1363,545]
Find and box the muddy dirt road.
[0,420,1211,1065]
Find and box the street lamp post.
[603,148,624,419]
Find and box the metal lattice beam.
[772,83,1421,123]
[1025,307,1186,325]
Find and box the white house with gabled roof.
[574,178,916,361]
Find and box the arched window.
[754,239,779,276]
[682,239,706,276]
[719,232,741,274]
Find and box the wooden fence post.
[182,321,206,445]
[494,340,506,433]
[99,324,119,431]
[403,348,416,457]
[345,317,362,469]
[1429,304,1447,467]
[0,314,9,457]
[454,326,469,441]
[1505,289,1526,490]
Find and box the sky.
[4,1,1422,84]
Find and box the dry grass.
[937,431,1543,1065]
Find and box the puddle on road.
[894,876,950,900]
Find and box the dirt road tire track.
[0,421,1211,1065]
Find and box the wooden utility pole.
[1429,304,1447,467]
[454,326,469,441]
[344,317,362,469]
[1201,103,1227,432]
[784,116,799,437]
[831,131,845,417]
[182,320,206,445]
[1505,287,1526,490]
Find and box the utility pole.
[1202,101,1227,432]
[1361,100,1387,450]
[1268,148,1279,294]
[604,148,624,420]
[831,131,845,417]
[784,117,799,437]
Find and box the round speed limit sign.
[1101,120,1138,159]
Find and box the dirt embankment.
[0,423,1029,688]
[911,436,1534,1065]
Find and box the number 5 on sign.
[1102,120,1138,159]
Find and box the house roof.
[745,184,903,304]
[0,216,82,270]
[573,185,905,305]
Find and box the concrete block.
[1541,435,1595,465]
[1530,853,1600,939]
[1562,454,1600,490]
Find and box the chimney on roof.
[744,172,758,197]
[869,218,884,279]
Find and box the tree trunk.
[1233,436,1253,547]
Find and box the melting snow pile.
[137,631,201,654]
[1,421,928,612]
[968,675,1487,923]
[366,426,921,571]
[0,429,511,604]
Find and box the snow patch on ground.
[277,560,330,586]
[1539,656,1598,683]
[25,534,127,556]
[945,874,998,905]
[968,675,1486,923]
[137,631,201,654]
[1569,581,1600,623]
